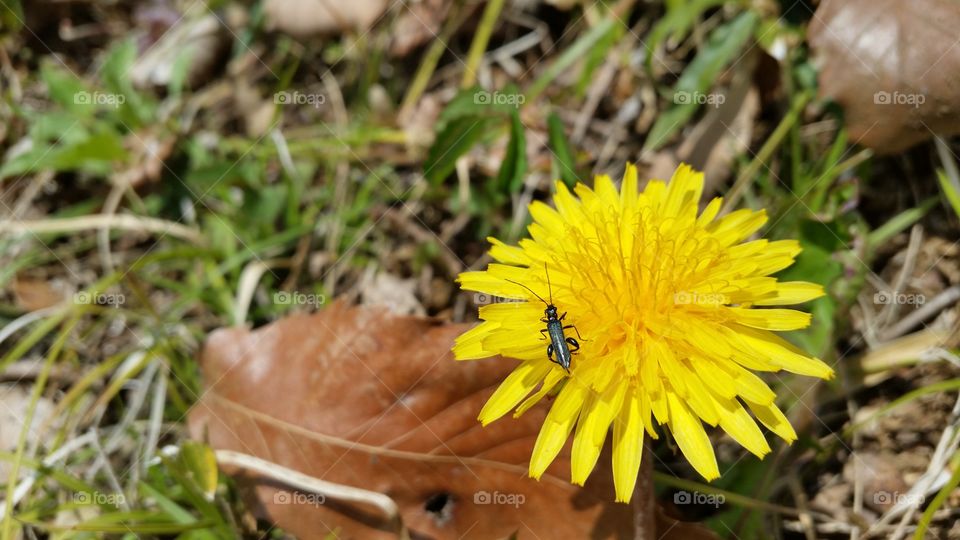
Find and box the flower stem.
[633,442,655,539]
[461,0,506,89]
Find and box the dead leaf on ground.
[809,0,960,154]
[188,302,636,538]
[264,0,389,37]
[11,276,67,311]
[655,507,721,540]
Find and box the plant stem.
[722,91,810,214]
[461,0,506,89]
[633,443,655,539]
[399,5,473,122]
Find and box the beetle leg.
[559,312,567,321]
[546,343,554,361]
[565,337,580,353]
[563,324,586,341]
[539,328,549,340]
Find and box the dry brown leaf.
[264,0,389,37]
[188,302,637,538]
[656,507,721,540]
[809,0,960,154]
[11,276,67,311]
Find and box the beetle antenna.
[543,262,553,304]
[504,278,549,306]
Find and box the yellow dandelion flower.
[453,163,834,503]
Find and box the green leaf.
[0,124,127,180]
[547,112,580,187]
[101,38,154,126]
[27,111,88,142]
[645,0,727,69]
[24,511,214,534]
[866,198,936,251]
[178,441,218,499]
[49,129,128,170]
[575,22,622,96]
[424,115,502,185]
[936,169,960,220]
[138,482,197,525]
[797,217,850,254]
[643,11,758,151]
[428,84,523,185]
[1,0,24,32]
[243,184,287,232]
[436,85,517,132]
[779,219,847,356]
[40,62,91,114]
[527,17,618,101]
[495,110,527,194]
[169,48,195,97]
[204,216,239,258]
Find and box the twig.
[234,259,288,326]
[97,179,128,273]
[0,214,206,245]
[380,207,463,277]
[878,285,960,341]
[0,360,79,385]
[877,225,922,330]
[842,356,863,540]
[9,171,53,221]
[786,473,817,540]
[214,450,409,539]
[871,388,960,539]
